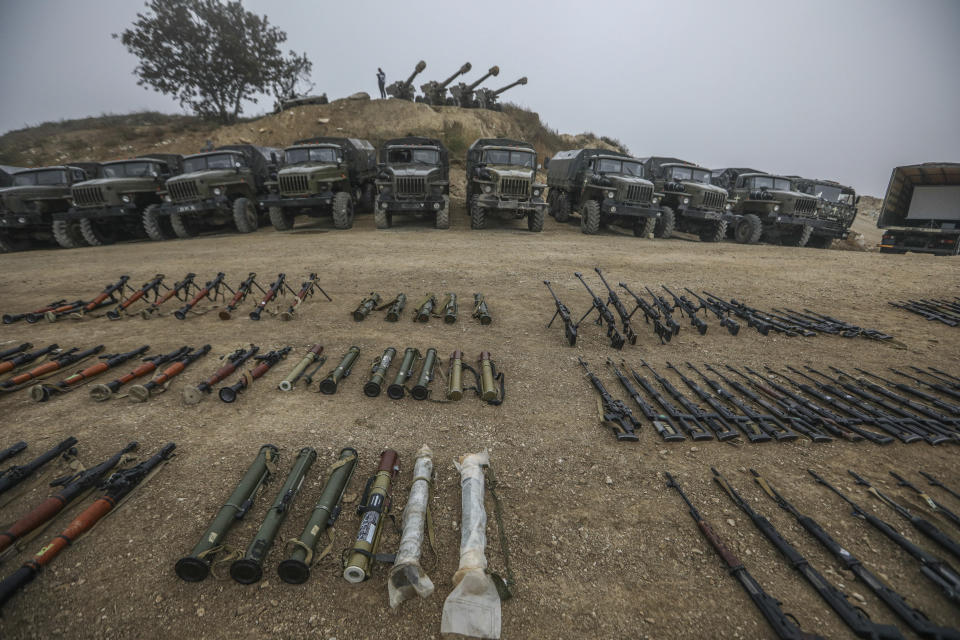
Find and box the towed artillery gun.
[385,61,426,101]
[474,77,527,111]
[418,63,472,106]
[449,66,499,108]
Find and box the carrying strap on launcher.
[484,464,514,601]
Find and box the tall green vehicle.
[60,154,183,246]
[643,157,733,242]
[466,138,546,232]
[374,137,450,229]
[0,164,100,251]
[790,176,859,249]
[261,137,377,231]
[711,168,820,246]
[151,144,281,239]
[546,149,661,237]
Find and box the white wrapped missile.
[388,444,435,608]
[441,450,500,639]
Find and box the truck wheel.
[734,214,762,244]
[633,216,656,238]
[52,220,84,249]
[555,193,571,223]
[782,224,813,247]
[170,212,199,238]
[269,206,295,231]
[528,208,544,232]
[435,196,450,229]
[374,198,391,229]
[654,206,675,239]
[0,232,14,252]
[332,192,354,229]
[807,235,833,249]
[359,183,375,213]
[142,205,171,241]
[470,196,487,230]
[580,200,600,235]
[233,197,258,233]
[699,220,728,243]
[79,218,116,246]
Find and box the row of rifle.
[544,268,892,348]
[1,271,330,324]
[667,467,960,640]
[0,440,176,609]
[353,292,493,325]
[890,297,960,327]
[578,357,960,444]
[176,446,506,638]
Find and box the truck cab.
[374,137,450,229]
[467,138,546,232]
[644,157,732,242]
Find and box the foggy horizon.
[1,0,958,196]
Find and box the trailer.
[878,163,960,256]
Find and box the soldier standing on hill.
[377,68,386,99]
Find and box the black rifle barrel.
[0,437,78,496]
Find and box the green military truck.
[150,144,280,239]
[546,149,661,237]
[374,137,450,229]
[711,168,820,246]
[789,176,859,248]
[642,157,733,242]
[261,137,377,231]
[877,162,960,255]
[60,154,183,246]
[0,163,100,251]
[466,138,546,231]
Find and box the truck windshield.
[285,147,338,164]
[102,162,156,178]
[13,170,67,186]
[183,154,243,172]
[807,184,846,203]
[483,150,534,168]
[597,159,645,177]
[747,176,792,191]
[387,148,439,165]
[667,167,711,184]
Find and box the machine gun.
[594,268,636,345]
[662,285,707,335]
[385,60,426,101]
[644,287,681,336]
[606,358,685,442]
[577,358,639,442]
[474,77,527,111]
[544,281,577,346]
[684,289,739,335]
[106,274,165,319]
[419,62,471,105]
[574,272,624,349]
[619,283,672,344]
[449,66,499,108]
[219,272,265,320]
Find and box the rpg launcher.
[219,272,265,320]
[174,272,232,320]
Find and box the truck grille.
[396,176,426,196]
[72,185,105,207]
[168,180,200,202]
[279,174,310,195]
[793,197,817,215]
[500,177,529,197]
[619,184,652,204]
[701,191,725,210]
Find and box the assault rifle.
[106,274,165,319]
[889,471,960,531]
[919,470,960,503]
[627,364,711,440]
[641,360,730,440]
[619,282,672,344]
[219,272,265,320]
[692,363,799,442]
[174,272,232,320]
[644,287,680,336]
[684,288,739,335]
[898,367,960,401]
[577,358,639,441]
[543,281,577,346]
[662,286,706,335]
[802,308,892,341]
[859,368,960,417]
[606,358,685,442]
[671,362,769,442]
[574,272,625,349]
[888,300,959,327]
[594,268,637,345]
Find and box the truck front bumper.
[157,197,230,218]
[377,192,446,213]
[0,212,48,229]
[602,199,660,219]
[58,204,139,221]
[260,193,334,209]
[477,195,546,216]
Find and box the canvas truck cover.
[546,148,632,187]
[291,137,376,174]
[878,162,960,228]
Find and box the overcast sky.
[1,0,958,195]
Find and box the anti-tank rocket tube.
[388,445,434,608]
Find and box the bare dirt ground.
[0,209,958,640]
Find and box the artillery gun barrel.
[405,60,427,85]
[467,65,500,91]
[440,62,472,87]
[493,76,527,96]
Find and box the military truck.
[466,138,546,232]
[261,137,377,231]
[0,163,100,251]
[152,144,281,239]
[643,157,732,242]
[790,176,858,248]
[877,162,960,255]
[546,149,661,237]
[60,154,183,246]
[373,137,450,229]
[711,168,820,245]
[385,61,426,101]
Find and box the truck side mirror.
[855,195,861,205]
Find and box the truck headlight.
[773,204,781,212]
[213,187,223,196]
[483,185,492,194]
[532,188,541,197]
[725,203,732,211]
[163,194,172,203]
[682,197,690,205]
[606,191,615,199]
[121,195,131,204]
[652,197,659,205]
[18,217,26,224]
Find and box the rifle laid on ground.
[544,281,577,346]
[106,274,165,319]
[673,363,770,443]
[627,363,711,441]
[890,471,960,531]
[662,286,707,335]
[0,437,78,497]
[219,272,265,320]
[577,358,638,442]
[606,358,685,442]
[0,442,27,465]
[858,368,960,418]
[919,470,960,504]
[619,282,672,344]
[895,367,960,402]
[90,346,191,401]
[644,286,681,337]
[684,288,740,335]
[575,272,625,349]
[642,360,731,440]
[595,268,636,345]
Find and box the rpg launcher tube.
[107,274,164,319]
[0,441,138,553]
[414,294,436,322]
[129,345,211,402]
[473,293,492,325]
[385,294,406,321]
[175,444,279,582]
[344,449,400,583]
[447,350,464,400]
[141,272,196,318]
[479,351,498,402]
[231,447,317,584]
[0,443,175,610]
[0,343,32,360]
[250,273,286,321]
[0,441,27,465]
[4,302,63,324]
[183,345,260,404]
[27,300,83,323]
[411,348,438,400]
[80,275,130,314]
[279,345,323,391]
[174,272,226,320]
[0,344,58,376]
[353,293,381,321]
[31,345,150,402]
[2,345,104,390]
[219,346,291,403]
[388,348,420,399]
[442,293,458,324]
[388,445,434,607]
[219,272,259,320]
[278,447,358,584]
[318,346,360,395]
[364,347,397,397]
[90,346,190,401]
[0,437,78,497]
[302,357,328,386]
